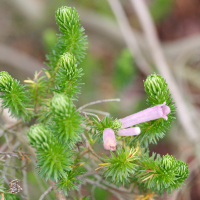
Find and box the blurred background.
[1,0,200,199]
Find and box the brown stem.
[81,133,104,163]
[39,186,53,200]
[6,120,22,130]
[49,181,66,200]
[77,98,120,111]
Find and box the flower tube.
[103,128,116,151]
[119,102,170,129]
[117,127,141,136]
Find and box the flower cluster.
[103,102,170,151]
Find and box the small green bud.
[174,160,189,180]
[144,73,163,94]
[59,53,77,80]
[145,73,162,82]
[27,124,50,150]
[160,154,175,171]
[0,71,13,92]
[144,73,169,105]
[111,119,122,131]
[56,6,80,33]
[51,94,74,117]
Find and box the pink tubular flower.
[103,128,116,151]
[117,127,141,136]
[119,102,170,129]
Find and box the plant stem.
[81,133,104,163]
[77,98,120,111]
[39,186,53,200]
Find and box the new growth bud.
[103,128,116,151]
[27,124,50,150]
[51,94,74,117]
[59,53,77,80]
[111,119,122,131]
[0,71,13,92]
[119,102,170,129]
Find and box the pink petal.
[119,102,171,128]
[103,128,116,151]
[117,127,141,136]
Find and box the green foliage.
[27,124,73,181]
[55,7,87,64]
[25,71,48,112]
[0,5,89,198]
[50,93,74,116]
[0,71,32,121]
[27,124,50,149]
[4,193,21,200]
[91,116,122,142]
[54,52,84,99]
[50,94,84,146]
[134,153,189,194]
[36,141,73,182]
[36,102,52,123]
[144,73,174,107]
[0,71,13,90]
[45,6,87,79]
[130,73,176,147]
[0,5,189,199]
[101,147,139,185]
[91,116,112,142]
[56,165,83,196]
[25,6,88,192]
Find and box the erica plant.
[0,6,188,200]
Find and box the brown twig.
[81,111,101,122]
[81,133,104,163]
[77,98,120,111]
[83,164,131,194]
[82,109,110,116]
[6,120,22,130]
[77,6,200,63]
[0,151,30,157]
[1,164,25,170]
[50,181,66,200]
[39,186,54,200]
[107,0,152,75]
[22,160,29,199]
[78,149,89,160]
